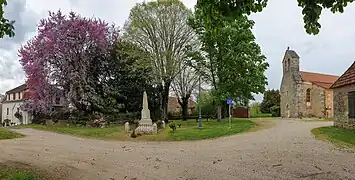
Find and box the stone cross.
[124,122,130,133]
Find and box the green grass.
[0,128,24,140]
[167,119,255,140]
[0,166,38,180]
[312,126,355,147]
[19,118,257,141]
[20,124,121,139]
[250,113,273,118]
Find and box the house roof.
[300,71,339,89]
[331,61,355,89]
[168,96,196,109]
[5,83,27,94]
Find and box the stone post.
[162,121,165,129]
[124,122,130,133]
[152,123,157,134]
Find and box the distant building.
[331,61,355,130]
[168,96,196,115]
[1,84,32,125]
[280,48,339,118]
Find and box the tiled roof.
[331,61,355,89]
[300,71,339,89]
[5,83,27,94]
[168,96,196,110]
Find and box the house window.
[306,88,311,107]
[17,108,19,112]
[6,108,9,115]
[55,97,60,104]
[7,95,10,101]
[18,92,21,99]
[12,93,15,100]
[348,91,355,119]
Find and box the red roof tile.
[168,96,196,111]
[300,71,339,89]
[331,61,355,89]
[5,83,27,94]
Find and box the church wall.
[280,53,300,118]
[280,73,298,118]
[299,83,326,118]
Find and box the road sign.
[226,99,233,105]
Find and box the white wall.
[1,101,32,125]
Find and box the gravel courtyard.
[0,119,354,180]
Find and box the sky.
[0,0,354,102]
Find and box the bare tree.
[123,0,195,120]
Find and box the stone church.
[280,48,339,118]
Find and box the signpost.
[226,99,233,128]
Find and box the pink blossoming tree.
[19,10,118,117]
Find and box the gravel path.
[0,119,354,180]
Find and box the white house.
[1,84,32,125]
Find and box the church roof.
[300,71,339,89]
[331,61,355,89]
[286,50,299,58]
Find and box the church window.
[306,88,311,107]
[286,91,288,96]
[287,58,290,70]
[348,91,355,119]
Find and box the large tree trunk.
[181,97,189,121]
[161,81,171,121]
[217,105,222,121]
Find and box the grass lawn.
[19,118,266,141]
[0,166,39,180]
[0,128,24,140]
[165,119,255,141]
[302,118,333,122]
[250,113,272,118]
[312,126,355,147]
[20,124,122,139]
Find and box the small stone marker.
[162,121,165,128]
[124,122,130,133]
[152,123,157,134]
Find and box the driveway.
[0,119,354,180]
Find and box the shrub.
[4,119,10,126]
[169,121,177,131]
[156,120,163,129]
[270,106,280,117]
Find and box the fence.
[232,107,249,118]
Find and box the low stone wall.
[334,120,355,130]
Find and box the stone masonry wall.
[280,53,300,118]
[298,83,326,118]
[325,89,334,118]
[333,83,355,130]
[280,72,298,118]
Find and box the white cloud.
[0,0,354,103]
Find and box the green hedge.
[270,106,280,117]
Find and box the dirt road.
[0,120,354,180]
